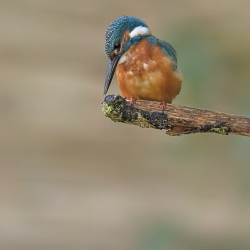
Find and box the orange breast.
[116,39,182,103]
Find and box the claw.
[160,100,166,112]
[129,96,137,107]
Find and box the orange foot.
[160,100,166,112]
[129,96,137,107]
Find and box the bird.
[104,15,183,109]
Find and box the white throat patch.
[118,54,127,64]
[129,26,151,38]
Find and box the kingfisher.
[104,15,183,108]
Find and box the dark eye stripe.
[114,43,120,49]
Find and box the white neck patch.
[118,54,127,64]
[129,26,151,38]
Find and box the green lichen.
[102,95,169,130]
[210,126,229,135]
[102,103,114,117]
[130,110,151,128]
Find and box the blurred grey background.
[0,1,250,249]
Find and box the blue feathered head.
[105,16,148,57]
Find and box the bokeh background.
[0,1,250,249]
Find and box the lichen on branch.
[102,95,250,137]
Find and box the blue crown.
[105,16,148,57]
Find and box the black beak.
[104,54,121,95]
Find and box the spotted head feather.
[105,15,149,57]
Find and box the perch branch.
[102,95,250,136]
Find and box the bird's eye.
[110,43,121,59]
[114,43,120,49]
[113,43,121,56]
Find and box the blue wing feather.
[145,36,178,69]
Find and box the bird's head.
[104,16,151,95]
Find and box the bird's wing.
[145,36,178,68]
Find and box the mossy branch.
[102,95,250,136]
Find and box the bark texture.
[102,95,250,136]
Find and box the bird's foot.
[129,96,137,107]
[160,100,166,113]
